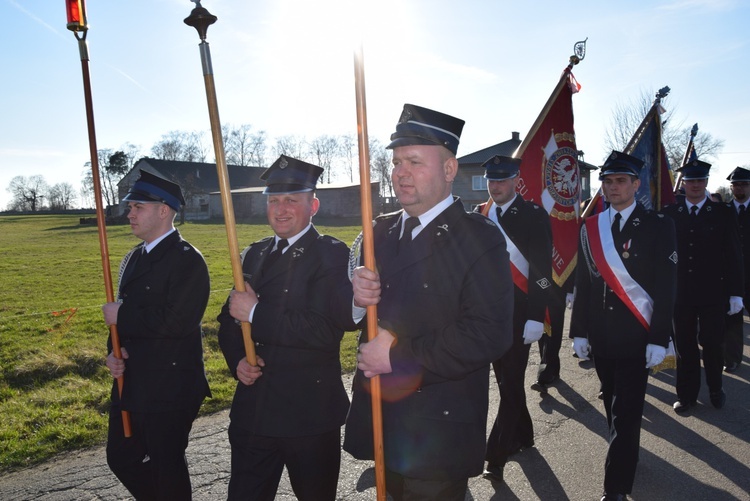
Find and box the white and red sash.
[584,213,653,330]
[481,201,529,293]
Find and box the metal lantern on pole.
[65,0,131,437]
[184,1,258,366]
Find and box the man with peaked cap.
[724,166,750,372]
[662,159,743,414]
[570,151,677,501]
[217,155,350,500]
[333,104,514,500]
[473,154,552,484]
[103,169,211,500]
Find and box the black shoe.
[710,389,726,409]
[673,400,696,414]
[483,463,504,483]
[601,494,627,501]
[724,362,739,373]
[535,374,559,387]
[509,440,535,456]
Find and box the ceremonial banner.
[514,68,581,287]
[626,105,676,210]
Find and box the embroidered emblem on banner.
[544,145,580,207]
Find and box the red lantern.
[65,0,88,32]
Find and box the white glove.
[727,296,744,315]
[565,292,575,310]
[572,337,590,360]
[645,344,667,368]
[522,320,545,345]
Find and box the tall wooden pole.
[185,4,257,365]
[66,0,131,437]
[353,43,386,501]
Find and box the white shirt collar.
[143,228,176,253]
[402,194,454,238]
[489,194,517,223]
[608,201,636,228]
[275,223,312,251]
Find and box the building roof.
[458,132,522,166]
[121,158,267,192]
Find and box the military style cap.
[261,155,324,194]
[483,155,521,180]
[386,103,465,155]
[727,166,750,183]
[599,150,644,179]
[676,158,711,180]
[123,170,185,211]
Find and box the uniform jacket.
[217,226,350,437]
[335,199,514,480]
[661,199,743,306]
[732,201,750,298]
[113,230,211,413]
[570,204,677,359]
[476,196,552,335]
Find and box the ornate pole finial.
[184,0,217,41]
[569,37,588,65]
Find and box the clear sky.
[2,0,749,210]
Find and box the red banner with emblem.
[514,67,581,287]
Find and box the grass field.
[0,213,362,472]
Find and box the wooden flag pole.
[66,0,131,437]
[185,3,257,365]
[353,42,387,501]
[673,123,699,194]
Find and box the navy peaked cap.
[387,103,465,155]
[483,155,521,180]
[677,158,711,180]
[261,155,324,194]
[599,150,644,179]
[123,170,185,211]
[727,166,750,182]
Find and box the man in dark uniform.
[570,151,677,501]
[474,154,552,483]
[336,104,514,500]
[662,159,743,413]
[103,170,211,500]
[724,166,750,373]
[217,156,350,501]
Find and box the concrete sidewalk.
[1,321,749,500]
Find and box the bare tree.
[151,130,209,162]
[273,135,308,161]
[96,151,130,207]
[369,138,393,197]
[223,124,268,167]
[121,142,142,169]
[308,135,341,184]
[339,134,356,183]
[48,182,77,210]
[604,88,724,169]
[7,175,48,211]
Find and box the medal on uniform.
[622,239,631,259]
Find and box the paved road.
[1,315,749,500]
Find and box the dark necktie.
[739,204,746,216]
[612,212,622,239]
[690,205,698,217]
[403,217,421,242]
[495,207,503,221]
[263,238,288,271]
